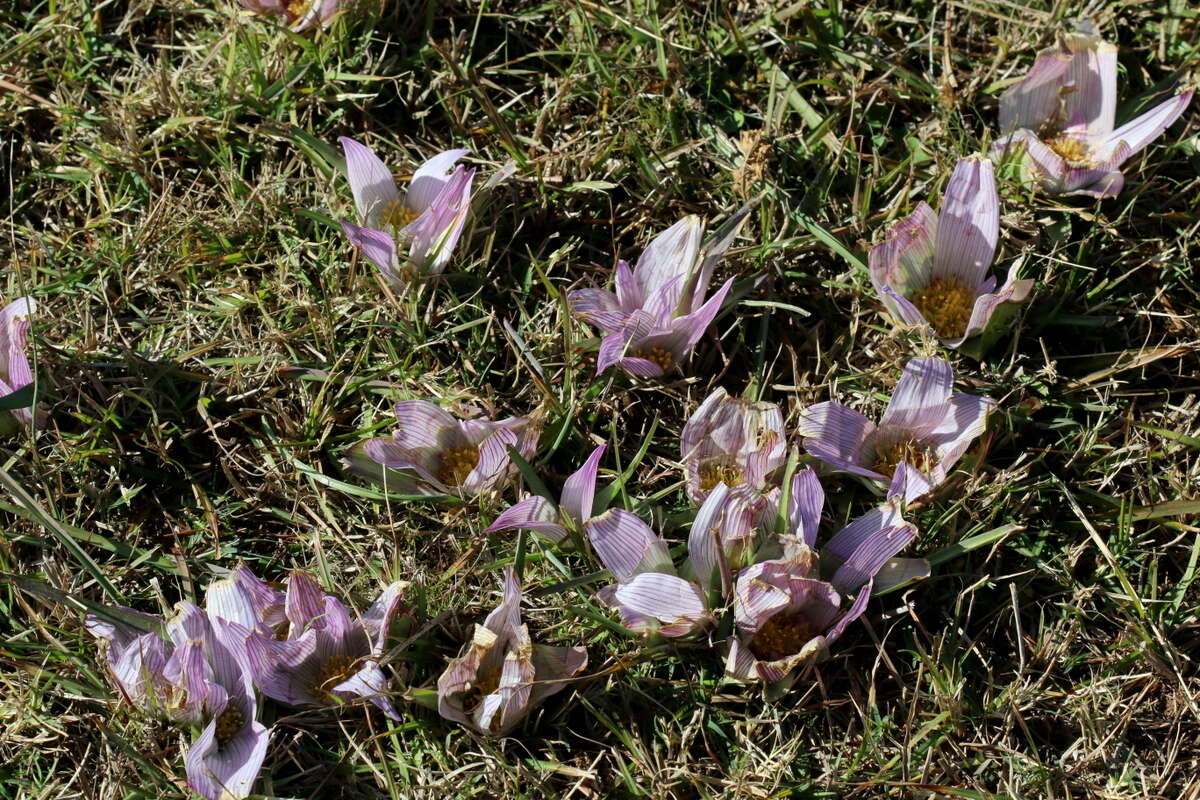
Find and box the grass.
[2,0,1199,797]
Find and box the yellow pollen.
[312,654,357,703]
[438,446,480,487]
[460,667,501,714]
[910,276,975,339]
[871,434,935,478]
[284,0,315,21]
[698,458,745,492]
[379,200,420,231]
[1044,135,1093,167]
[634,347,673,373]
[748,610,821,662]
[214,706,245,747]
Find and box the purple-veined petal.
[933,157,998,290]
[560,444,607,525]
[0,297,37,427]
[283,570,325,632]
[687,202,752,315]
[880,358,955,430]
[585,509,673,581]
[685,482,731,591]
[460,425,519,495]
[823,500,907,563]
[878,285,930,330]
[613,259,642,313]
[339,137,401,229]
[998,45,1073,134]
[633,216,703,308]
[926,392,994,471]
[888,461,935,505]
[724,636,760,681]
[824,578,873,644]
[611,573,709,637]
[797,401,875,465]
[567,288,627,334]
[406,165,476,276]
[406,148,471,212]
[482,567,524,640]
[484,495,567,542]
[241,629,321,707]
[339,221,400,284]
[731,561,791,632]
[332,662,401,720]
[788,468,825,548]
[1060,32,1118,140]
[945,266,1034,347]
[184,707,270,800]
[1100,90,1194,162]
[869,202,937,303]
[360,580,409,653]
[831,523,918,595]
[674,277,732,350]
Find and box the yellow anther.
[438,446,480,487]
[910,276,975,339]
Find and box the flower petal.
[560,444,606,525]
[184,711,270,800]
[788,468,825,548]
[633,216,703,310]
[1100,90,1194,161]
[831,523,918,595]
[880,358,954,431]
[933,158,998,290]
[339,136,401,229]
[1060,32,1118,139]
[611,573,710,637]
[585,509,674,581]
[869,201,937,304]
[484,495,567,541]
[340,221,400,284]
[998,44,1073,134]
[926,392,995,472]
[797,401,875,466]
[406,148,471,212]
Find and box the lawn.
[2,1,1199,798]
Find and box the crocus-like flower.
[680,387,786,509]
[437,567,587,736]
[338,136,476,286]
[993,22,1193,197]
[587,506,714,636]
[484,444,607,543]
[725,468,917,684]
[87,601,270,800]
[0,297,40,428]
[237,0,340,32]
[353,400,539,497]
[869,158,1032,347]
[797,358,993,504]
[239,572,409,720]
[568,210,748,377]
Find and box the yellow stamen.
[748,610,821,661]
[312,654,357,703]
[438,446,480,487]
[697,458,745,492]
[214,706,245,746]
[634,347,673,373]
[379,200,419,231]
[910,276,975,339]
[1043,135,1093,167]
[460,667,501,713]
[871,434,935,478]
[284,0,315,22]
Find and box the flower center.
[871,434,935,478]
[748,610,822,662]
[312,654,357,703]
[909,276,975,339]
[634,347,673,373]
[214,706,245,747]
[697,458,746,492]
[438,446,480,487]
[1043,135,1093,167]
[460,667,501,714]
[284,0,315,22]
[379,200,420,231]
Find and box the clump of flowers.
[437,567,588,736]
[0,297,41,429]
[798,358,994,504]
[338,137,477,288]
[725,469,918,686]
[237,0,341,32]
[350,399,539,498]
[869,157,1032,348]
[680,387,786,512]
[568,210,749,377]
[993,21,1194,197]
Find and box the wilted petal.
[869,202,937,304]
[585,509,674,581]
[482,567,524,640]
[527,643,588,708]
[560,444,606,525]
[484,495,567,542]
[339,137,401,229]
[933,158,998,290]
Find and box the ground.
[2,1,1199,798]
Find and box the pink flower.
[568,208,750,377]
[993,22,1193,197]
[798,358,994,504]
[0,297,40,428]
[680,387,786,511]
[237,0,341,32]
[337,137,477,287]
[436,567,587,736]
[485,444,608,543]
[349,400,539,498]
[869,158,1032,347]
